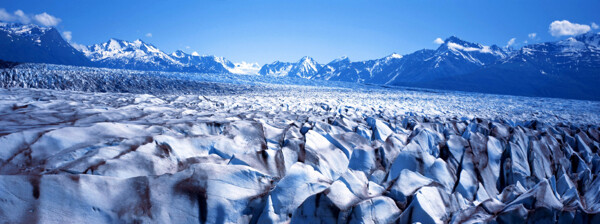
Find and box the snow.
[447,42,491,53]
[388,53,403,59]
[228,61,261,75]
[1,62,600,222]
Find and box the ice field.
[0,81,599,223]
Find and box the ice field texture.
[0,84,599,223]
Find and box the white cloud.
[185,46,191,49]
[0,9,62,26]
[145,33,152,38]
[14,10,30,24]
[33,12,61,26]
[592,22,599,29]
[549,20,590,36]
[0,8,15,21]
[60,30,86,52]
[506,38,516,47]
[528,33,536,39]
[62,31,72,42]
[71,42,88,52]
[433,37,444,44]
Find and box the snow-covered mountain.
[168,49,238,74]
[256,34,599,100]
[258,61,294,77]
[315,53,406,84]
[0,22,90,66]
[406,32,600,100]
[82,38,183,71]
[0,22,259,74]
[260,37,509,84]
[259,56,322,78]
[498,32,600,74]
[1,21,599,99]
[288,56,322,78]
[81,39,240,74]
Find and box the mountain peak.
[171,50,186,58]
[444,36,464,43]
[443,36,480,48]
[107,38,122,43]
[0,22,53,37]
[574,31,600,47]
[298,56,317,65]
[387,53,403,59]
[0,21,91,66]
[331,56,350,63]
[106,38,124,50]
[299,56,313,61]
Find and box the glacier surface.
[0,81,599,223]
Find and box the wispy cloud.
[62,31,72,42]
[549,20,590,37]
[71,43,88,52]
[506,38,516,47]
[0,8,14,21]
[528,33,536,39]
[433,37,444,44]
[60,30,87,51]
[33,12,61,26]
[14,10,31,24]
[145,33,152,38]
[592,22,599,29]
[0,8,61,27]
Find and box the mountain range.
[0,22,259,75]
[0,21,598,100]
[260,34,600,100]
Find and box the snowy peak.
[259,56,322,78]
[444,36,477,48]
[500,32,600,75]
[428,36,508,68]
[0,22,53,38]
[292,56,321,78]
[331,56,350,63]
[298,56,316,63]
[387,53,403,59]
[83,38,244,74]
[259,61,294,77]
[171,50,186,58]
[0,22,91,66]
[574,32,600,47]
[87,38,164,59]
[441,36,506,57]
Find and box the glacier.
[0,66,599,223]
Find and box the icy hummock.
[0,83,599,223]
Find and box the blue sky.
[1,0,599,64]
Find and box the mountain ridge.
[0,21,598,100]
